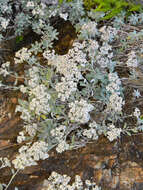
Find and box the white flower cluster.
[51,125,70,153]
[19,67,51,117]
[14,47,32,64]
[68,99,94,124]
[27,66,40,88]
[108,92,125,113]
[17,131,26,143]
[126,51,138,68]
[44,42,86,101]
[54,55,82,81]
[15,105,31,122]
[106,124,122,142]
[17,123,38,143]
[29,84,51,115]
[106,72,121,93]
[42,171,101,190]
[59,13,68,20]
[0,17,9,29]
[0,61,10,77]
[81,21,98,38]
[50,125,66,141]
[45,171,71,189]
[106,72,125,113]
[133,107,141,118]
[71,41,87,66]
[32,3,45,16]
[19,85,27,93]
[24,123,38,137]
[85,179,101,190]
[55,77,77,101]
[0,157,11,169]
[82,121,98,140]
[96,42,113,68]
[99,26,117,42]
[26,1,35,7]
[94,26,117,68]
[12,141,49,169]
[100,42,112,55]
[43,50,57,62]
[87,39,99,58]
[44,42,85,80]
[56,140,70,153]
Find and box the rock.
[120,161,143,189]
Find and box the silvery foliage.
[133,89,141,99]
[41,0,58,5]
[127,29,143,42]
[14,12,31,35]
[87,10,105,21]
[128,14,139,25]
[128,13,143,25]
[65,0,85,24]
[112,11,126,29]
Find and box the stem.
[5,169,20,190]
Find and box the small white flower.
[32,8,44,16]
[82,21,98,37]
[55,77,77,101]
[19,85,27,93]
[100,26,117,42]
[56,140,69,153]
[26,1,34,7]
[2,61,10,68]
[17,131,26,143]
[83,128,98,140]
[1,18,9,29]
[107,124,122,142]
[133,108,141,118]
[0,157,11,169]
[14,47,31,64]
[59,13,68,20]
[0,68,9,77]
[85,179,92,186]
[24,123,37,137]
[68,99,94,124]
[51,125,66,141]
[107,93,125,113]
